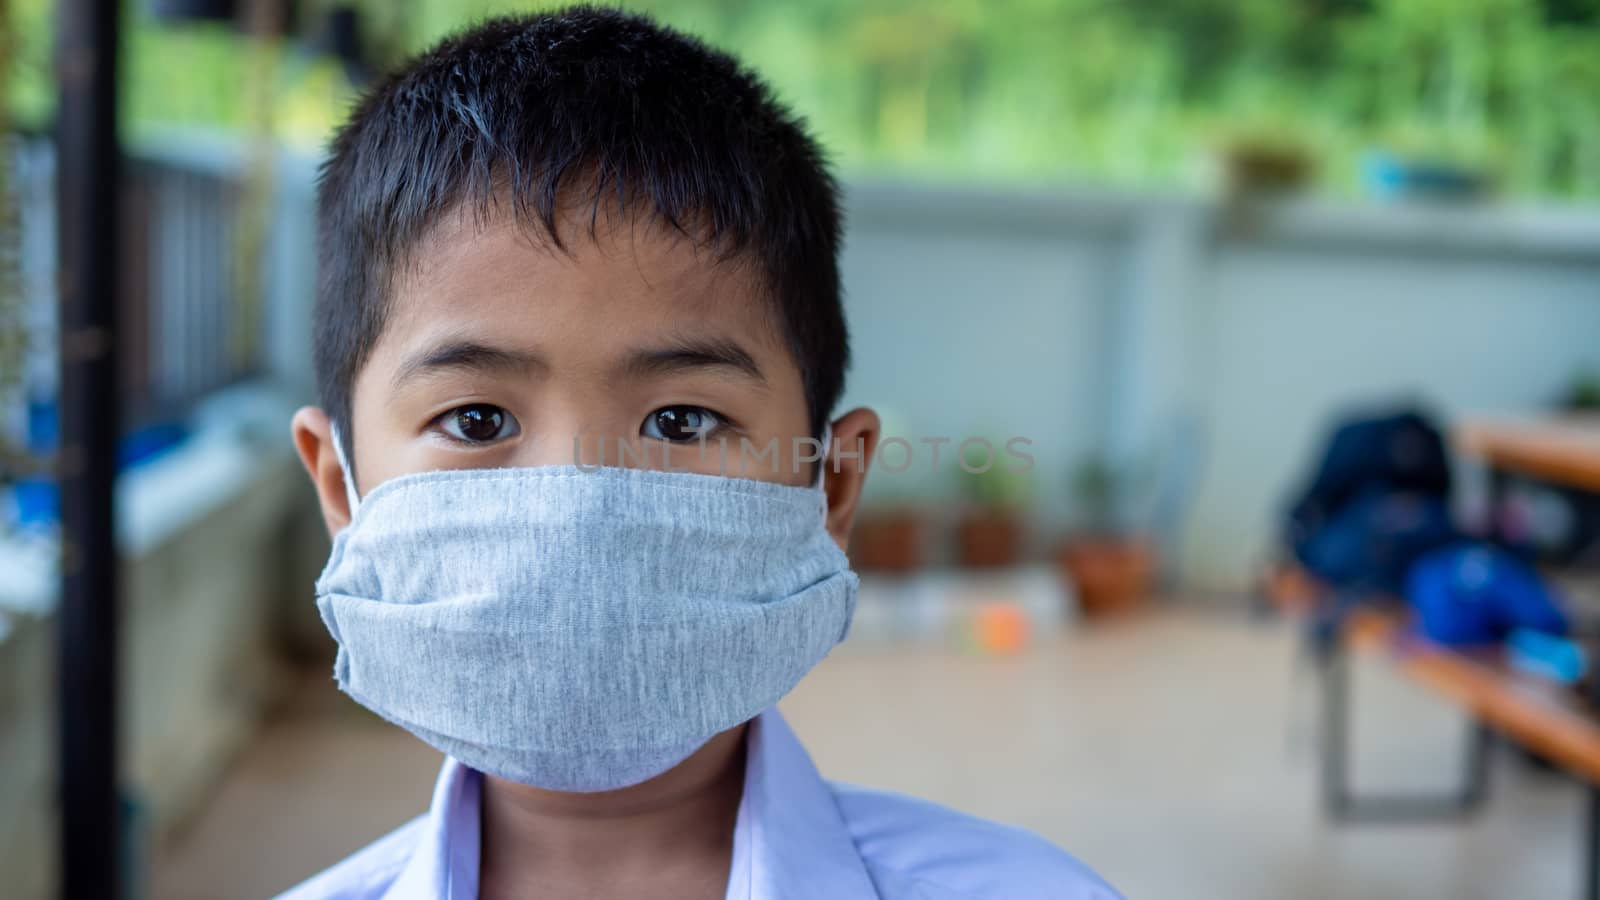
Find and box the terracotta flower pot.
[849,509,927,574]
[1222,142,1314,196]
[1057,536,1154,617]
[956,509,1025,569]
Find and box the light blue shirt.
[276,709,1122,899]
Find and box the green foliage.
[6,0,49,126]
[1565,368,1600,410]
[956,449,1032,511]
[10,0,1600,197]
[1071,454,1156,535]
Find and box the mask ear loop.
[329,423,362,516]
[814,423,834,490]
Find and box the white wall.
[837,183,1600,591]
[839,187,1119,532]
[1187,244,1600,590]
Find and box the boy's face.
[293,202,878,547]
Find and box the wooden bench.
[1459,416,1600,496]
[1302,416,1600,898]
[1343,608,1600,786]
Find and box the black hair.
[313,5,848,464]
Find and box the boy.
[282,7,1120,899]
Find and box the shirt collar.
[383,742,480,900]
[733,708,879,899]
[384,708,875,900]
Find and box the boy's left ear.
[822,407,881,552]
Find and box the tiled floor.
[155,608,1583,899]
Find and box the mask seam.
[346,470,828,529]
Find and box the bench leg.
[1586,784,1600,900]
[1320,642,1491,821]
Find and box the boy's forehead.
[404,201,751,302]
[368,201,791,377]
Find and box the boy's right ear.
[291,406,353,536]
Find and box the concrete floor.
[155,608,1583,899]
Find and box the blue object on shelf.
[7,409,192,527]
[1507,629,1587,685]
[14,479,57,527]
[119,422,189,469]
[1362,152,1490,202]
[27,394,59,453]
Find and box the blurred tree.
[229,0,283,370]
[1540,0,1600,24]
[8,0,1600,198]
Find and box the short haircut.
[312,6,848,463]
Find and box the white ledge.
[844,177,1600,262]
[0,381,298,621]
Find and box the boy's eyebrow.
[622,337,766,383]
[391,339,548,388]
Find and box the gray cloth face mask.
[315,432,856,792]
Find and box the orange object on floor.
[970,601,1030,654]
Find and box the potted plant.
[1219,133,1316,198]
[1055,455,1156,618]
[849,504,930,574]
[1561,369,1600,412]
[1213,126,1319,238]
[954,460,1031,569]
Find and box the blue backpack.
[1295,487,1457,595]
[1286,409,1459,594]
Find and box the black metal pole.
[55,1,121,898]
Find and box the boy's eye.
[642,406,722,443]
[439,404,520,444]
